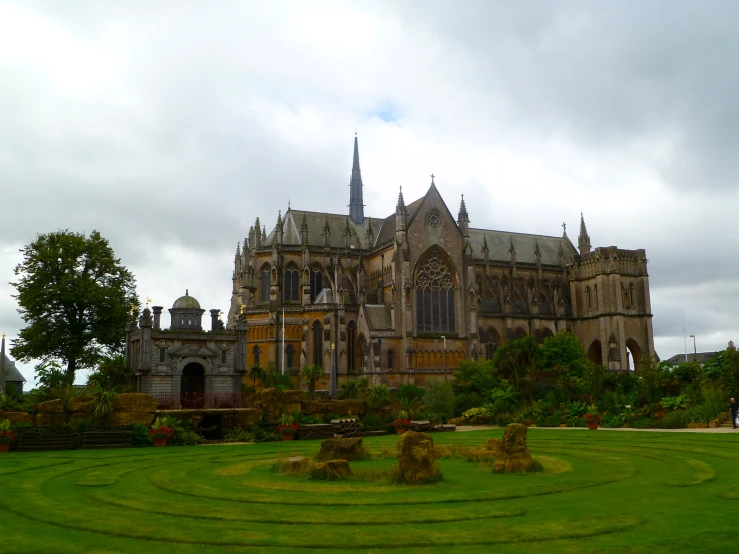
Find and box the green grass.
[2,429,739,553]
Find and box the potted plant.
[584,404,602,430]
[149,417,173,447]
[392,410,411,435]
[0,419,15,453]
[277,411,298,441]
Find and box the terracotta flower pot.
[587,422,599,430]
[153,438,167,447]
[282,434,294,441]
[395,427,407,435]
[0,443,9,453]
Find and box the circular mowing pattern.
[2,431,739,551]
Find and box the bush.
[293,412,321,425]
[655,412,686,429]
[361,414,383,429]
[249,425,279,442]
[395,383,425,402]
[423,379,456,421]
[541,415,562,427]
[127,423,153,447]
[493,412,515,426]
[224,426,251,443]
[454,392,484,417]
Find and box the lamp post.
[441,335,446,381]
[689,335,697,358]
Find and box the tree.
[540,331,588,377]
[299,364,323,400]
[493,337,542,400]
[87,354,130,390]
[11,230,138,383]
[248,363,265,389]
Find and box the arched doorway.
[587,340,603,366]
[181,362,205,409]
[626,339,642,372]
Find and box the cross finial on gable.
[562,222,567,235]
[430,174,435,184]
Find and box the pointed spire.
[578,212,591,254]
[508,237,516,256]
[254,217,261,247]
[235,242,241,257]
[458,194,469,223]
[365,218,375,244]
[534,239,541,259]
[349,133,364,224]
[343,217,353,248]
[262,226,266,243]
[396,186,406,214]
[300,212,309,244]
[482,234,489,253]
[272,210,283,247]
[323,213,331,247]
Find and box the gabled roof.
[267,210,385,249]
[2,354,26,383]
[364,304,393,331]
[664,352,718,365]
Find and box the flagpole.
[281,309,285,375]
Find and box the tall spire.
[458,194,469,223]
[349,133,364,224]
[396,186,406,214]
[578,211,591,255]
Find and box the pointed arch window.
[593,284,598,309]
[284,266,299,301]
[629,283,635,309]
[310,267,323,302]
[261,269,270,302]
[415,249,455,332]
[286,344,295,369]
[586,286,592,309]
[312,320,323,367]
[347,321,357,370]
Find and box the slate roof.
[664,352,718,365]
[470,229,576,266]
[269,210,385,250]
[364,304,393,331]
[2,354,26,383]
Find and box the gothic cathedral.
[227,136,655,389]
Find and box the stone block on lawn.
[3,412,33,426]
[35,413,68,427]
[469,438,500,463]
[67,397,94,413]
[447,417,466,426]
[35,399,66,414]
[310,459,351,480]
[397,431,436,484]
[286,456,308,472]
[112,394,156,413]
[316,437,364,461]
[493,423,533,474]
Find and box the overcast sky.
[2,0,738,386]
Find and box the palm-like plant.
[88,384,118,424]
[339,379,358,400]
[368,384,391,409]
[356,377,371,400]
[248,363,265,390]
[299,364,323,400]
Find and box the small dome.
[172,289,201,309]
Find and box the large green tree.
[11,230,138,382]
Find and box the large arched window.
[284,266,299,301]
[261,269,270,302]
[312,320,323,367]
[347,321,357,370]
[480,327,501,360]
[415,249,455,332]
[310,267,323,302]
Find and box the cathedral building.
[226,136,656,389]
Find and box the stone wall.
[258,388,367,424]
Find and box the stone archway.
[587,340,603,366]
[626,339,642,372]
[181,362,205,409]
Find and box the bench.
[17,427,75,452]
[411,420,433,432]
[79,426,134,449]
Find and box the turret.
[395,186,407,241]
[458,193,469,239]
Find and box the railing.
[153,393,246,410]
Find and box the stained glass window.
[415,250,455,332]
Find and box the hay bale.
[287,456,308,472]
[35,413,68,427]
[112,394,156,413]
[108,412,155,426]
[447,417,467,426]
[493,423,533,474]
[434,445,452,459]
[397,431,436,484]
[234,409,263,428]
[3,412,33,425]
[310,459,352,480]
[68,413,94,427]
[36,399,65,414]
[281,390,305,403]
[316,437,364,461]
[67,397,93,413]
[468,438,500,463]
[469,414,491,425]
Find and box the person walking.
[731,398,738,429]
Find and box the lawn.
[1,429,738,553]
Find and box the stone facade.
[126,292,246,407]
[226,136,656,389]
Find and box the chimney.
[210,309,220,331]
[152,306,163,330]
